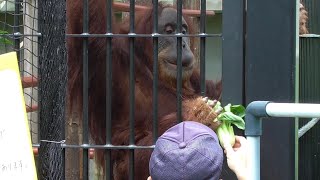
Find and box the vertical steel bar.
[129,0,135,179]
[82,0,89,179]
[2,0,8,51]
[176,0,182,123]
[221,0,245,106]
[14,0,21,72]
[246,0,297,179]
[152,0,159,143]
[105,0,113,179]
[200,0,206,96]
[294,1,300,179]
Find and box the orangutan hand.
[183,96,222,130]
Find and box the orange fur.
[299,2,309,35]
[67,1,222,179]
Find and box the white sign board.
[0,52,38,180]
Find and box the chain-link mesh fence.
[0,0,39,144]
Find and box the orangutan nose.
[182,50,193,67]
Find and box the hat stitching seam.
[151,140,222,178]
[150,147,182,175]
[192,146,222,168]
[160,132,216,144]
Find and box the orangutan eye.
[182,24,188,34]
[165,25,174,34]
[182,29,187,34]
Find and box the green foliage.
[0,30,13,45]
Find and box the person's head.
[149,121,223,180]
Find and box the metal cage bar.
[129,0,136,179]
[176,0,183,123]
[82,0,90,179]
[66,33,221,38]
[105,0,113,179]
[221,0,245,106]
[62,1,225,179]
[14,0,21,70]
[200,0,206,96]
[152,0,159,143]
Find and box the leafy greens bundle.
[208,100,246,148]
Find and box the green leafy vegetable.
[208,100,246,148]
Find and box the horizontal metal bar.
[0,33,42,37]
[112,2,215,17]
[32,144,40,148]
[299,34,320,38]
[65,33,222,38]
[266,103,320,118]
[61,144,155,149]
[34,144,154,150]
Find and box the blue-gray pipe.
[245,101,320,180]
[245,101,270,180]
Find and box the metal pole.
[247,136,260,180]
[176,0,182,123]
[245,101,269,180]
[245,101,320,180]
[266,103,320,118]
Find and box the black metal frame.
[245,0,297,179]
[14,0,21,63]
[35,0,303,179]
[62,0,221,179]
[221,0,245,105]
[221,1,245,179]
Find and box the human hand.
[224,136,248,180]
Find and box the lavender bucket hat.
[149,121,224,180]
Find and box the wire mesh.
[0,0,39,144]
